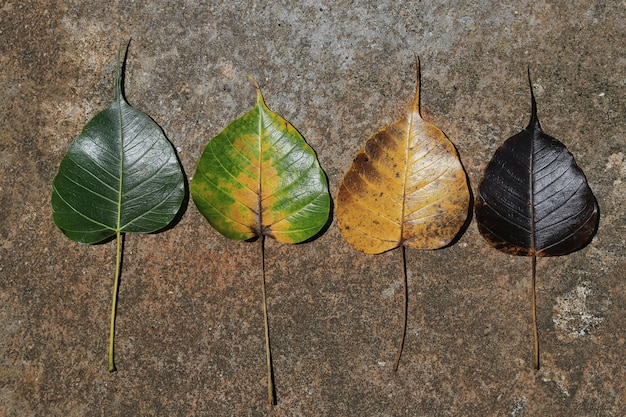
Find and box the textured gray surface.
[2,1,625,415]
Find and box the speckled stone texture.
[1,1,625,416]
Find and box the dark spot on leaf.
[341,170,367,195]
[365,138,383,160]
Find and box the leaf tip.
[115,39,131,103]
[413,53,421,83]
[246,75,265,106]
[527,67,540,130]
[410,55,422,114]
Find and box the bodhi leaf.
[50,43,185,371]
[475,70,599,369]
[336,62,469,255]
[191,80,329,243]
[190,78,330,406]
[336,59,470,370]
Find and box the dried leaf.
[336,64,469,255]
[336,59,470,369]
[475,70,599,368]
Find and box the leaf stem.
[110,39,126,373]
[393,245,408,372]
[259,235,276,406]
[109,229,123,372]
[531,254,539,370]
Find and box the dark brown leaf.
[475,70,599,369]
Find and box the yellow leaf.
[336,60,470,254]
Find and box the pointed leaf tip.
[114,40,129,102]
[246,75,265,106]
[410,55,422,112]
[526,68,540,130]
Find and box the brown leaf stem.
[259,235,276,406]
[393,246,408,372]
[532,254,539,370]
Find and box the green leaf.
[191,79,330,243]
[50,42,185,371]
[51,51,185,243]
[190,79,330,406]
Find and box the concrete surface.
[2,1,625,415]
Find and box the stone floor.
[2,1,625,415]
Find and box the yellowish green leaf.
[191,80,330,244]
[190,78,330,406]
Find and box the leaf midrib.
[256,100,264,236]
[529,127,538,256]
[116,98,124,236]
[400,111,416,246]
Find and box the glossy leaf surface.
[51,44,185,372]
[475,76,598,257]
[51,54,185,243]
[191,81,330,244]
[336,63,470,254]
